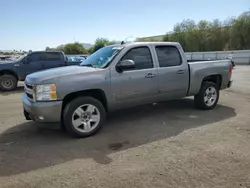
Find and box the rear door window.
[155,46,182,67]
[44,52,61,61]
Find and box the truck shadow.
[0,98,236,176]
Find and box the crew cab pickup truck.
[23,42,233,138]
[0,51,81,91]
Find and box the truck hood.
[0,60,21,69]
[26,65,101,84]
[0,61,15,64]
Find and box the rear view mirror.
[116,59,135,73]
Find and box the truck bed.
[187,59,232,96]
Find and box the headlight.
[35,84,57,101]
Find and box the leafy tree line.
[139,11,250,52]
[46,43,87,54]
[45,38,120,54]
[45,10,249,54]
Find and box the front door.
[19,52,44,80]
[110,46,158,109]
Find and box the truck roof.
[115,41,180,48]
[30,51,64,53]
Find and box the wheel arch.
[0,70,19,81]
[202,74,222,89]
[62,89,108,114]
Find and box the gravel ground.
[0,66,250,188]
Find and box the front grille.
[27,93,33,99]
[24,83,34,100]
[26,83,33,90]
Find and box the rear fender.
[187,61,230,96]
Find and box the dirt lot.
[0,66,250,188]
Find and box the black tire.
[63,96,106,138]
[194,81,219,110]
[0,74,18,91]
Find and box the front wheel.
[63,96,106,138]
[194,81,219,110]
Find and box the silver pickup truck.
[23,42,233,138]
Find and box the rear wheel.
[0,74,18,91]
[63,96,106,138]
[194,81,219,110]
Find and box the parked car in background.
[66,56,86,62]
[0,51,82,91]
[23,42,233,138]
[0,56,12,61]
[66,57,76,62]
[80,55,89,59]
[75,57,86,62]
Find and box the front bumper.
[23,94,62,123]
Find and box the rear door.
[154,45,189,99]
[110,46,159,108]
[42,52,65,69]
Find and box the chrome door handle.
[145,73,156,78]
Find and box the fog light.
[38,116,44,120]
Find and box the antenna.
[121,41,125,45]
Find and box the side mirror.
[116,59,135,73]
[22,57,29,64]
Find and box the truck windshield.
[16,55,27,61]
[80,45,123,68]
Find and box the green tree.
[137,37,161,42]
[162,12,250,52]
[87,47,94,54]
[231,11,250,50]
[61,42,87,54]
[93,38,110,52]
[45,46,59,51]
[45,47,52,51]
[109,40,120,45]
[92,38,120,53]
